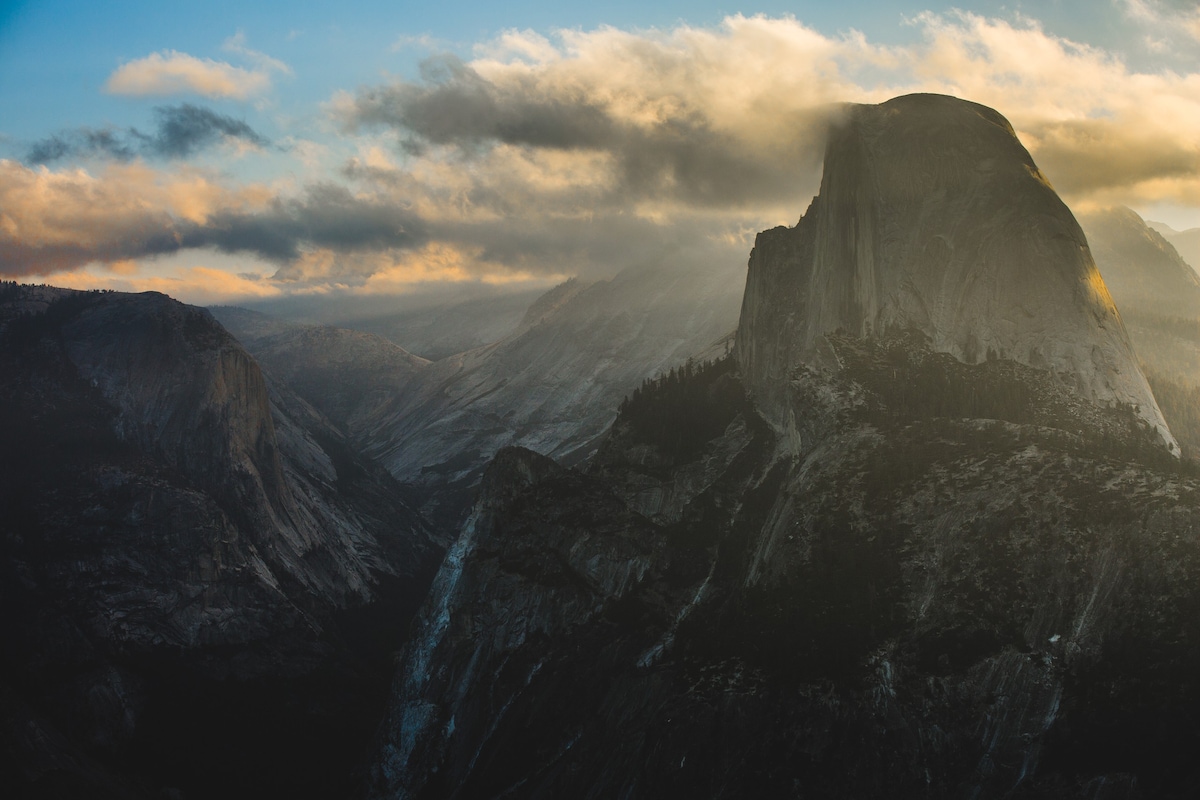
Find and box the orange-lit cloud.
[0,159,275,275]
[10,13,1200,300]
[25,264,284,305]
[106,50,278,98]
[0,159,427,277]
[341,13,1200,216]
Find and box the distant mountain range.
[1148,220,1200,280]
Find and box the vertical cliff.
[735,94,1175,452]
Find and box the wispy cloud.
[39,264,286,304]
[27,104,271,163]
[1119,0,1200,45]
[222,31,293,75]
[105,39,289,99]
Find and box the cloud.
[152,104,270,157]
[0,160,426,277]
[105,47,286,98]
[338,12,1200,220]
[1122,0,1200,39]
[337,18,861,213]
[27,104,271,163]
[12,13,1200,297]
[186,182,428,264]
[27,129,138,163]
[222,31,293,76]
[31,264,286,305]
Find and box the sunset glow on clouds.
[2,2,1200,303]
[106,51,275,99]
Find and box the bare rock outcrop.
[735,93,1176,452]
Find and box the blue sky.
[2,1,1199,302]
[0,1,1174,138]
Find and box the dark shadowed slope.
[0,284,440,799]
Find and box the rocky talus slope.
[0,285,440,798]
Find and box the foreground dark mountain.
[375,349,1198,799]
[370,95,1199,799]
[0,285,441,798]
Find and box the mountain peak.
[735,94,1176,452]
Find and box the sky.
[2,0,1199,305]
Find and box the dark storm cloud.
[342,55,830,210]
[150,104,270,157]
[181,184,428,263]
[27,128,139,163]
[351,55,613,153]
[25,104,271,163]
[0,229,189,276]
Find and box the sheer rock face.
[735,93,1175,452]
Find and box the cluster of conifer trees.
[845,343,1035,425]
[617,355,743,459]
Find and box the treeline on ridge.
[617,355,744,460]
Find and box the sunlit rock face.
[735,93,1176,452]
